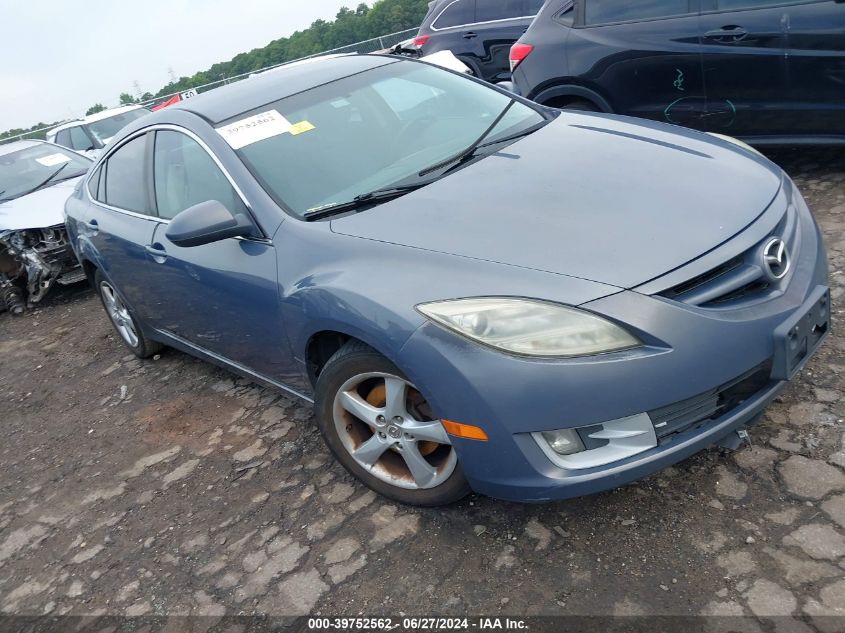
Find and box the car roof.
[0,139,45,157]
[172,54,398,124]
[47,105,147,135]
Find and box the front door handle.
[82,219,98,232]
[463,31,478,39]
[704,25,748,42]
[145,244,168,262]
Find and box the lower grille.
[649,361,772,440]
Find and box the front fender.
[283,284,424,371]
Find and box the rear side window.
[433,0,476,28]
[103,134,150,213]
[153,130,245,220]
[584,0,692,25]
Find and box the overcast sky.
[0,0,353,131]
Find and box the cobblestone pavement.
[0,148,843,629]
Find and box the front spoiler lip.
[469,377,788,503]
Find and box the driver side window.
[153,130,245,220]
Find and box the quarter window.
[103,134,150,213]
[88,164,102,200]
[584,0,691,25]
[153,130,244,220]
[433,0,475,28]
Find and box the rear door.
[698,0,789,135]
[567,0,705,127]
[85,133,158,316]
[784,0,845,136]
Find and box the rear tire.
[314,340,470,506]
[95,269,162,359]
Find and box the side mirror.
[165,200,259,248]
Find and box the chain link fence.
[2,27,418,145]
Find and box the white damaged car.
[0,140,91,314]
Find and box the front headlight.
[416,297,640,357]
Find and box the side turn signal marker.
[442,420,488,441]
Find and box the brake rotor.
[366,382,438,456]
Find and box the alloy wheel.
[100,281,139,348]
[332,372,457,490]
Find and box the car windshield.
[87,109,149,144]
[0,144,91,202]
[221,61,547,217]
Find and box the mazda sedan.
[65,54,829,505]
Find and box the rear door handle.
[704,25,748,42]
[145,244,168,262]
[82,219,98,231]
[463,31,478,39]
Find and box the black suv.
[510,0,844,144]
[413,0,546,82]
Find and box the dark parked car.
[510,0,845,144]
[413,0,546,82]
[66,54,828,506]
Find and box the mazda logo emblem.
[762,237,790,281]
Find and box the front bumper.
[396,189,829,502]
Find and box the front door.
[698,0,790,135]
[141,129,297,384]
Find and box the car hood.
[331,113,783,289]
[0,176,83,232]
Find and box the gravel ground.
[0,148,844,631]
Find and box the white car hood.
[0,176,83,232]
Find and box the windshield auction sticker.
[36,153,72,167]
[289,120,315,136]
[216,110,292,149]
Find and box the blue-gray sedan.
[65,54,830,505]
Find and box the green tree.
[119,92,137,105]
[86,103,106,116]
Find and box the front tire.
[314,341,470,506]
[95,270,162,359]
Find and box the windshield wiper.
[418,98,517,178]
[303,181,433,221]
[14,163,70,199]
[473,119,549,151]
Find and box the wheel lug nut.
[376,415,385,423]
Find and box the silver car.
[0,140,91,313]
[45,106,150,159]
